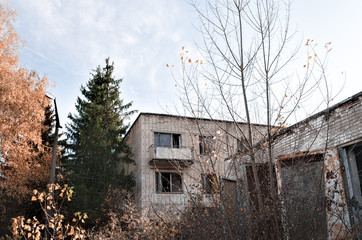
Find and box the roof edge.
[124,91,362,141]
[124,112,268,139]
[273,90,362,139]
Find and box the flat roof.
[124,112,266,139]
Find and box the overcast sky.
[9,0,362,127]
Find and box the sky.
[8,0,362,127]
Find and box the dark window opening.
[199,136,214,155]
[246,164,277,210]
[155,172,182,193]
[237,139,246,152]
[343,143,362,200]
[202,173,219,194]
[173,134,180,148]
[353,146,362,193]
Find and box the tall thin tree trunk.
[237,2,265,218]
[266,75,281,239]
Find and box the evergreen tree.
[64,58,135,223]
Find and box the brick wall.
[272,97,361,157]
[232,93,362,239]
[126,113,268,216]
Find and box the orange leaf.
[166,64,169,67]
[188,59,191,63]
[284,94,287,98]
[308,56,312,59]
[31,196,37,201]
[49,222,55,229]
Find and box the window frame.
[341,142,362,203]
[199,135,214,155]
[155,171,183,194]
[154,132,181,150]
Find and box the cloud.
[121,34,137,45]
[10,0,199,124]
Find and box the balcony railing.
[148,145,194,167]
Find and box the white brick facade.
[125,113,267,217]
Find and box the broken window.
[237,138,246,153]
[155,172,182,193]
[340,142,362,201]
[201,173,219,194]
[154,133,181,150]
[355,145,362,193]
[199,136,214,155]
[340,141,362,231]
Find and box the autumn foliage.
[12,184,87,240]
[0,2,50,200]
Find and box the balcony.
[148,145,194,168]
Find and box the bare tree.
[170,0,344,239]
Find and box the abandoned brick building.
[125,91,361,239]
[226,91,362,239]
[124,112,267,216]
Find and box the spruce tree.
[64,58,135,222]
